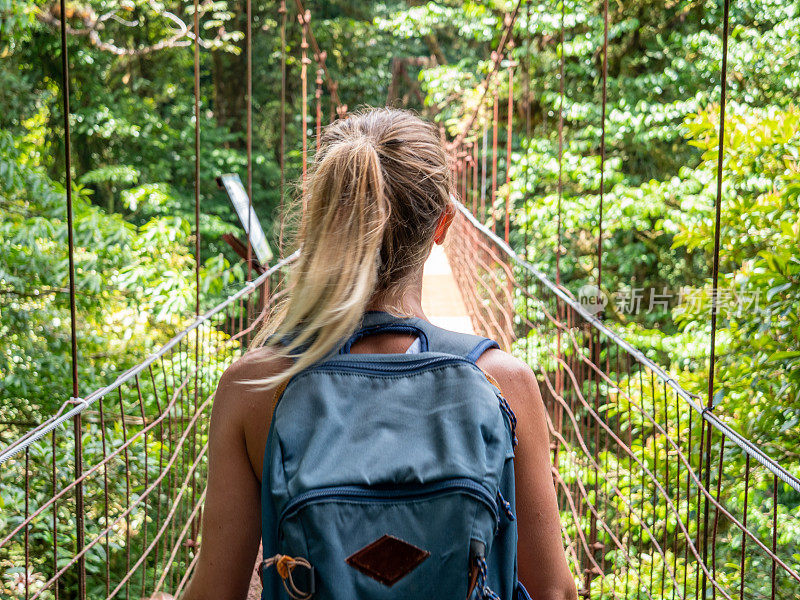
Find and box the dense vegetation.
[1,0,798,597]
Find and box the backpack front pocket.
[276,478,499,600]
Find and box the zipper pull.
[497,394,518,447]
[469,541,501,600]
[496,491,515,521]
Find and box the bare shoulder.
[211,347,295,478]
[213,346,293,418]
[475,348,544,418]
[475,348,537,393]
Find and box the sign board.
[218,173,273,265]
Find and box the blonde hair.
[251,107,454,385]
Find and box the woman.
[184,108,576,600]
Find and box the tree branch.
[36,4,224,57]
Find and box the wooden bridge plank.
[422,244,474,335]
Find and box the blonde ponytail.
[251,108,453,386]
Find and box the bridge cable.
[58,0,86,595]
[193,0,201,320]
[192,0,203,547]
[462,150,468,218]
[491,85,499,232]
[279,0,287,256]
[293,0,343,115]
[450,2,523,233]
[245,0,255,353]
[453,0,523,149]
[278,0,287,259]
[316,66,324,153]
[463,145,469,212]
[504,47,514,244]
[481,122,488,222]
[555,0,566,426]
[472,139,479,216]
[556,0,565,293]
[298,9,310,196]
[590,0,610,592]
[523,0,532,400]
[597,0,608,296]
[246,0,253,284]
[703,0,732,597]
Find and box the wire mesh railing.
[4,203,798,599]
[445,202,800,599]
[0,254,295,599]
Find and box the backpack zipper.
[307,355,477,377]
[275,355,484,412]
[278,477,499,532]
[305,356,517,445]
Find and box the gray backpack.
[260,311,529,600]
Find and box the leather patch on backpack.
[345,534,430,586]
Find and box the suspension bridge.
[1,0,799,599]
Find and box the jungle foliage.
[1,0,798,597]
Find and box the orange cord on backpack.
[260,554,314,600]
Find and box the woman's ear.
[433,203,456,245]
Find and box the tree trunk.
[211,0,247,144]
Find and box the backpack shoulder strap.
[339,310,499,363]
[273,311,500,367]
[342,312,514,438]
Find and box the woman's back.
[260,312,516,599]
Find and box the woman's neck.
[365,270,427,320]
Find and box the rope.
[316,66,324,153]
[597,0,609,296]
[703,3,732,597]
[498,394,518,447]
[556,0,565,291]
[0,250,299,465]
[491,86,499,232]
[192,0,203,545]
[453,1,524,148]
[453,197,800,499]
[278,0,287,257]
[462,152,469,212]
[192,0,201,318]
[58,0,86,593]
[244,0,255,347]
[298,9,310,195]
[481,123,488,222]
[707,0,731,409]
[245,0,253,283]
[293,0,342,114]
[260,554,314,600]
[473,555,501,600]
[472,142,479,215]
[523,0,532,367]
[504,50,514,244]
[497,491,516,521]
